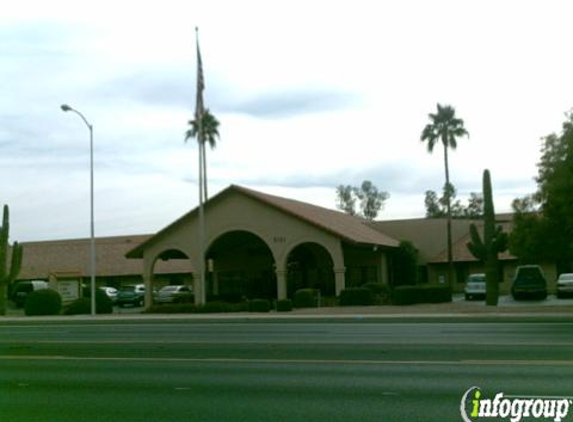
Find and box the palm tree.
[421,103,469,286]
[185,109,220,200]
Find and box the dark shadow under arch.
[206,230,276,301]
[286,242,335,297]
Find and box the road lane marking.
[5,339,573,347]
[1,355,572,366]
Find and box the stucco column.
[334,267,346,296]
[378,253,389,285]
[275,269,287,300]
[193,271,204,305]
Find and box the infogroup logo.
[460,386,572,422]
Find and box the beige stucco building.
[126,185,399,306]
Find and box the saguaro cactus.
[467,170,508,306]
[0,205,23,315]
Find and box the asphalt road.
[1,320,573,422]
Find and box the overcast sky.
[2,0,572,242]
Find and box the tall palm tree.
[185,109,220,200]
[421,103,469,286]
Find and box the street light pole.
[61,104,96,316]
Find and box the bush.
[339,287,375,306]
[293,289,318,308]
[248,299,271,313]
[276,299,293,312]
[391,284,452,305]
[363,283,391,304]
[25,289,62,316]
[64,298,92,315]
[79,287,113,314]
[419,284,452,303]
[391,286,421,305]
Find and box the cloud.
[225,90,361,118]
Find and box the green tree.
[424,184,482,219]
[335,180,389,220]
[510,111,573,271]
[393,240,420,286]
[421,103,469,285]
[465,192,484,219]
[335,185,357,216]
[185,109,220,200]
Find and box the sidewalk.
[3,296,573,323]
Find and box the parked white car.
[556,273,573,298]
[100,286,118,303]
[10,280,49,307]
[464,274,486,300]
[153,285,193,304]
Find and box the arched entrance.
[146,248,194,306]
[206,230,276,301]
[286,242,335,297]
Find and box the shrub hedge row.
[391,284,452,305]
[339,287,375,306]
[248,299,271,313]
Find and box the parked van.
[10,280,49,307]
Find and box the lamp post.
[61,104,96,316]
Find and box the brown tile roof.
[126,185,400,259]
[235,185,400,247]
[19,235,192,280]
[429,220,516,263]
[369,214,515,264]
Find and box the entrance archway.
[206,230,276,301]
[286,242,335,297]
[147,248,194,306]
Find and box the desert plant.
[24,289,62,316]
[467,170,508,306]
[0,205,23,315]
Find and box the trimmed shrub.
[64,298,92,315]
[293,289,318,308]
[339,287,375,306]
[391,284,452,305]
[391,286,421,305]
[25,289,62,316]
[363,283,391,304]
[80,287,113,314]
[206,293,244,303]
[276,299,293,312]
[249,299,271,313]
[419,284,452,303]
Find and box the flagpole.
[195,27,206,305]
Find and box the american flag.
[195,27,204,122]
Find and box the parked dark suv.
[511,265,547,300]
